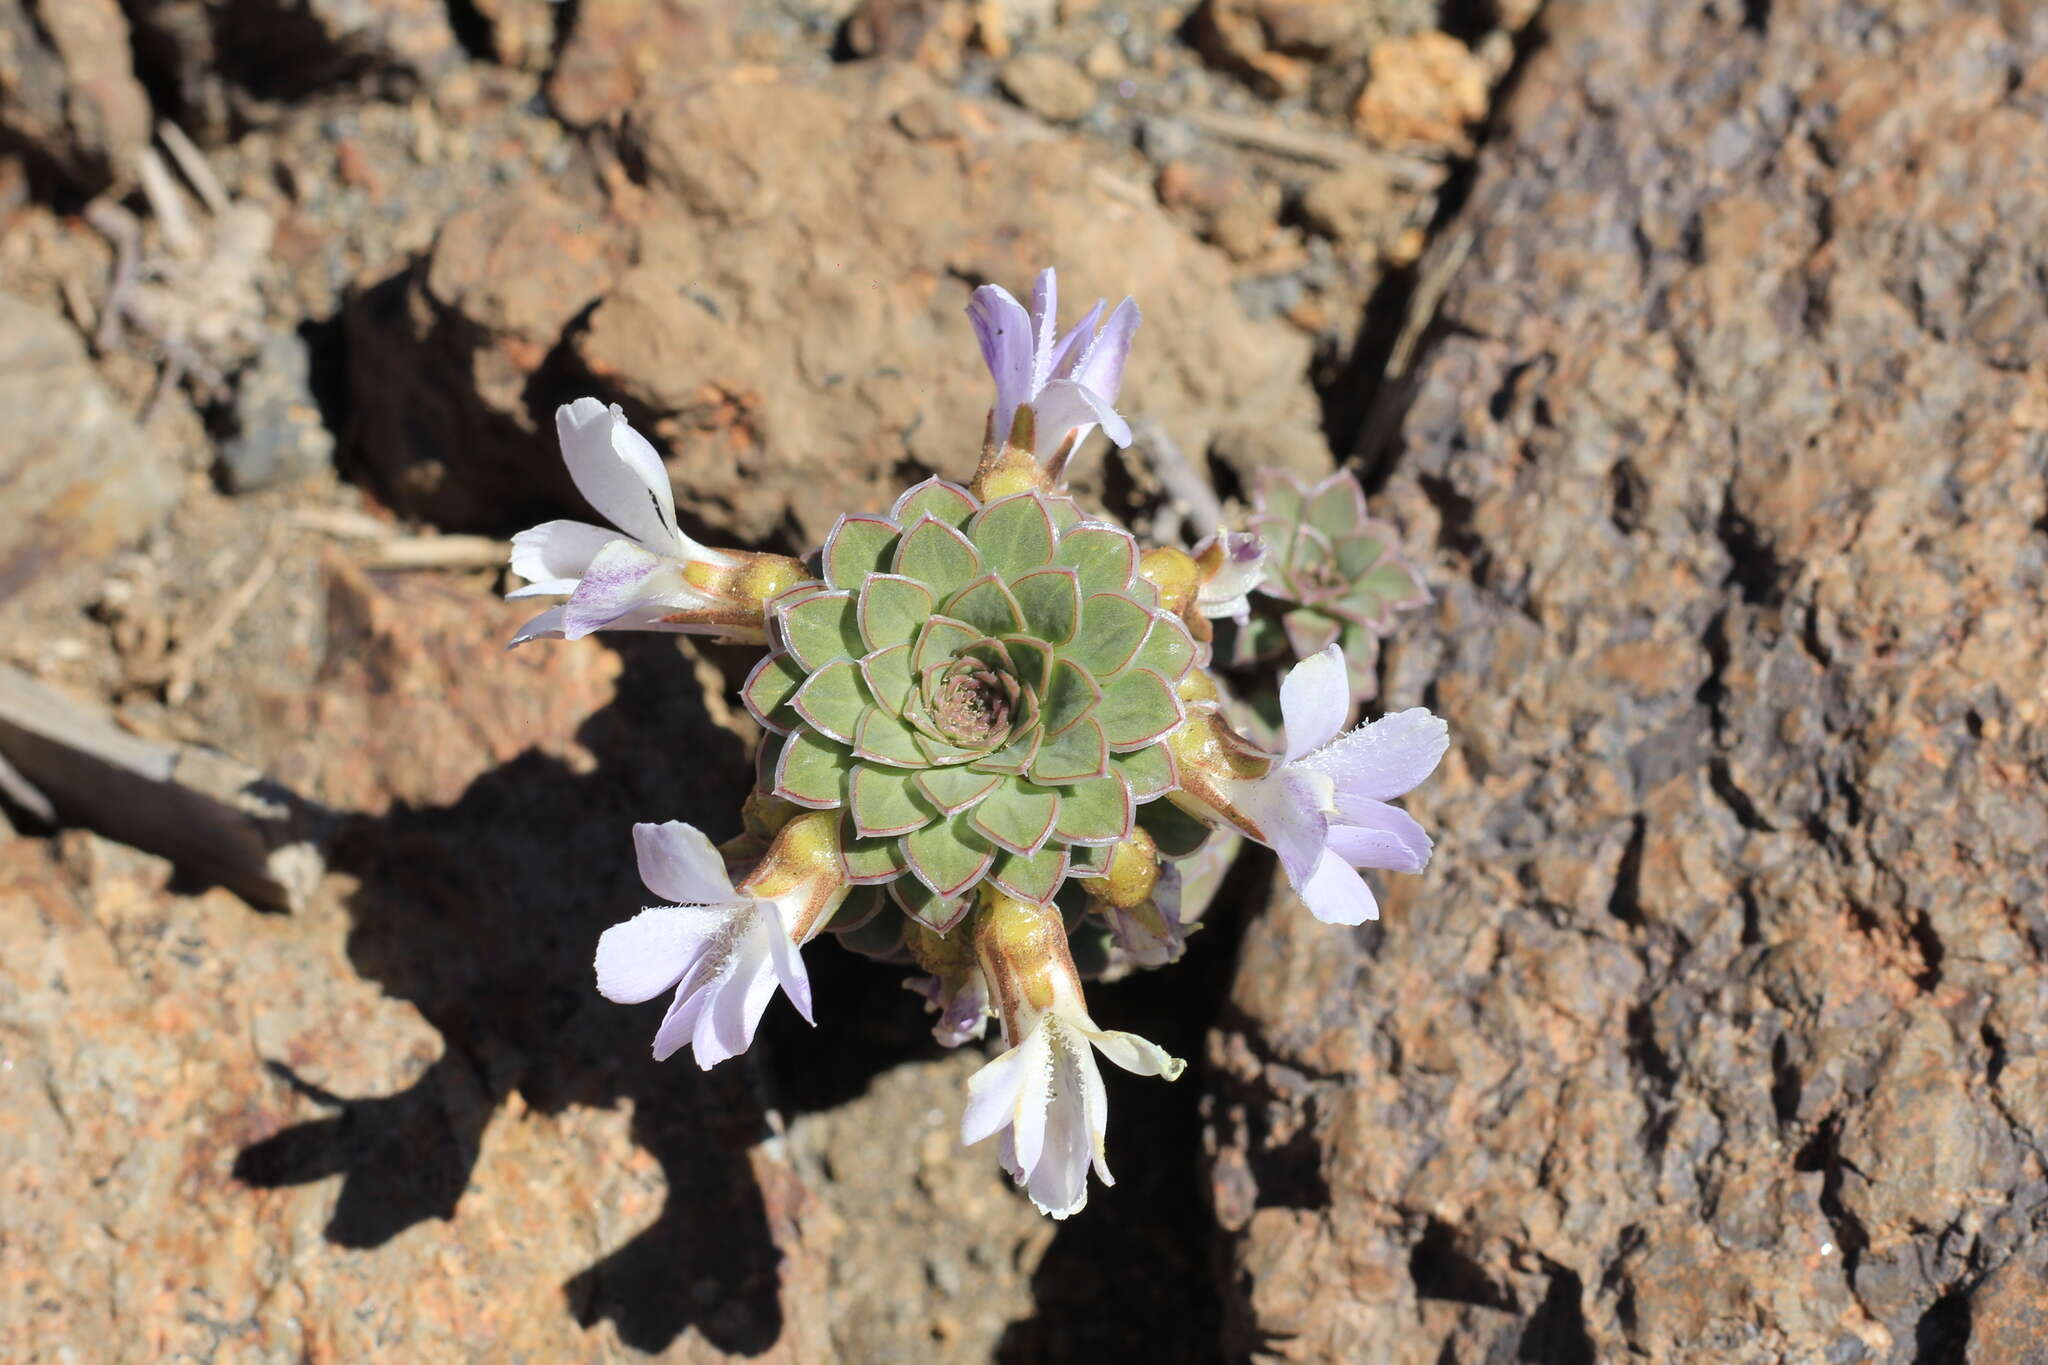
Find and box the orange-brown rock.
[1212,2,2048,1361]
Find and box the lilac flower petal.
[555,399,680,554]
[963,1041,1032,1146]
[968,284,1034,441]
[633,821,738,906]
[1298,706,1450,802]
[696,950,760,1069]
[1068,297,1139,405]
[1031,378,1131,457]
[1048,299,1104,380]
[1280,646,1351,763]
[1028,268,1058,395]
[595,905,724,1003]
[1326,799,1433,873]
[559,539,682,639]
[508,519,618,597]
[1296,847,1380,925]
[508,605,569,647]
[653,981,714,1062]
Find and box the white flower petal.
[1279,646,1351,762]
[1027,1032,1095,1219]
[763,906,815,1026]
[508,519,617,597]
[1194,531,1268,621]
[1081,1024,1185,1080]
[632,821,740,906]
[1296,847,1380,925]
[594,904,728,1003]
[1298,706,1450,802]
[1031,377,1131,456]
[1009,1025,1055,1177]
[963,1040,1033,1146]
[555,398,681,554]
[508,604,568,647]
[1234,769,1332,887]
[652,978,715,1062]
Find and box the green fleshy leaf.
[1068,593,1150,676]
[1351,560,1428,617]
[914,766,1001,815]
[989,845,1069,904]
[1043,495,1084,533]
[742,652,805,732]
[1256,471,1307,528]
[834,901,907,956]
[996,635,1054,692]
[1030,716,1109,784]
[859,643,915,715]
[824,515,899,589]
[911,615,979,674]
[894,517,982,600]
[791,658,871,743]
[967,494,1057,579]
[1281,607,1343,658]
[1131,611,1196,683]
[859,574,935,651]
[1096,667,1183,750]
[1333,530,1390,583]
[1138,798,1213,858]
[778,590,862,670]
[841,821,911,884]
[1306,477,1366,541]
[853,708,929,767]
[903,815,995,899]
[973,725,1041,775]
[1039,657,1101,735]
[1052,774,1134,845]
[890,876,971,934]
[944,574,1027,637]
[850,764,939,837]
[968,781,1059,855]
[891,478,978,530]
[1110,743,1174,801]
[1009,568,1081,646]
[1054,524,1137,595]
[773,729,852,808]
[914,730,977,766]
[828,880,888,928]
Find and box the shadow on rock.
[231,635,901,1355]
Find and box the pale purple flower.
[1103,861,1188,967]
[1233,646,1448,925]
[961,987,1182,1220]
[594,821,814,1069]
[905,971,993,1048]
[507,398,744,646]
[1193,530,1267,624]
[968,267,1140,461]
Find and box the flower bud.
[738,807,851,943]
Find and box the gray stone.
[220,332,336,494]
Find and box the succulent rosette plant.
[507,267,1450,1220]
[1239,469,1431,702]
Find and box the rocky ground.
[3,0,2044,1361]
